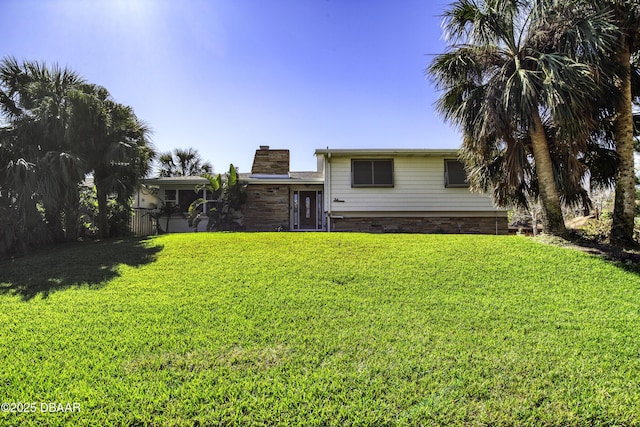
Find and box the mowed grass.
[1,233,640,426]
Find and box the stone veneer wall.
[330,216,509,235]
[242,184,290,231]
[251,148,290,175]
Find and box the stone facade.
[251,146,290,175]
[330,216,509,235]
[242,184,290,231]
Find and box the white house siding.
[326,156,499,213]
[132,185,159,209]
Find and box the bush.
[78,186,133,239]
[108,200,133,237]
[575,214,612,243]
[0,196,51,259]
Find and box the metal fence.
[130,208,157,236]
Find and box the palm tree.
[460,116,613,215]
[157,147,212,177]
[429,0,617,235]
[596,0,640,245]
[69,84,154,238]
[0,57,86,243]
[1,58,155,248]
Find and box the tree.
[0,57,155,254]
[596,0,640,245]
[69,85,154,238]
[157,147,212,177]
[188,164,247,231]
[429,0,617,236]
[0,57,86,244]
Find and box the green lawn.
[1,233,639,426]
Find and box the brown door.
[299,191,316,229]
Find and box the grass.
[1,233,639,426]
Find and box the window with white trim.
[164,189,177,204]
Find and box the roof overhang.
[243,179,323,185]
[314,148,460,157]
[141,177,210,186]
[248,173,290,179]
[142,175,323,186]
[239,172,323,185]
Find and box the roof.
[141,176,210,186]
[141,171,324,187]
[314,148,460,157]
[239,171,323,184]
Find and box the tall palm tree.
[94,102,154,238]
[157,147,212,177]
[69,84,154,238]
[596,0,640,245]
[429,0,617,235]
[0,57,86,243]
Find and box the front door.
[299,191,317,230]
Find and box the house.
[134,176,211,232]
[136,146,325,233]
[135,146,508,234]
[316,148,508,234]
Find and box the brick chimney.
[251,146,290,175]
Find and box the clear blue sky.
[1,0,460,173]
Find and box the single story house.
[136,146,508,234]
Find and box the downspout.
[326,152,331,232]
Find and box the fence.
[130,208,157,236]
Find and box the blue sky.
[1,0,459,173]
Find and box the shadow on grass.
[575,241,640,276]
[0,237,163,301]
[539,232,640,276]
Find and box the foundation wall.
[329,216,509,234]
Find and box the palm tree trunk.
[45,210,66,243]
[63,188,80,242]
[530,111,567,236]
[611,39,636,245]
[96,183,110,239]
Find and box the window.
[179,189,203,212]
[351,159,394,187]
[164,189,177,204]
[205,189,217,201]
[163,189,203,212]
[444,159,469,188]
